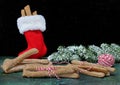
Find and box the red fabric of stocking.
[18,30,47,59]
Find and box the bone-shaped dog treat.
[24,5,32,16]
[24,64,75,75]
[3,64,25,73]
[23,70,80,79]
[23,64,79,78]
[1,48,38,72]
[21,59,51,64]
[1,59,51,73]
[71,60,115,73]
[77,67,105,78]
[71,64,109,75]
[68,64,107,77]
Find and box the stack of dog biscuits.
[71,60,116,78]
[1,48,51,73]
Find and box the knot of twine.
[36,66,60,79]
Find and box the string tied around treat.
[36,66,60,79]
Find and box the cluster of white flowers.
[47,43,120,63]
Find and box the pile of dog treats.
[1,48,116,79]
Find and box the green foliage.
[47,43,120,63]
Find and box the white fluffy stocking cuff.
[17,15,46,34]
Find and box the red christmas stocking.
[17,15,47,59]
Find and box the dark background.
[0,0,120,56]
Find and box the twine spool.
[98,54,115,67]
